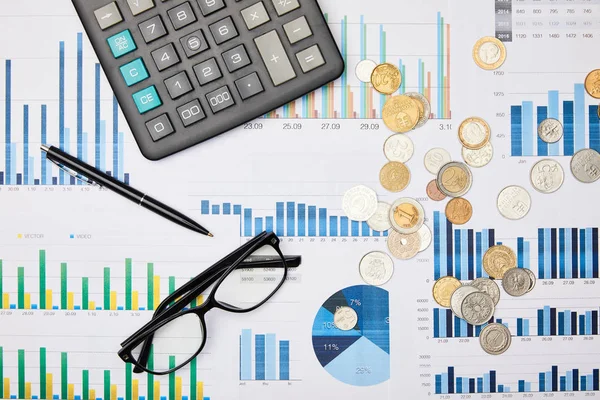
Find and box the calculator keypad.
[151,43,180,71]
[209,17,239,44]
[81,0,344,157]
[193,58,222,85]
[180,30,210,58]
[167,2,197,30]
[138,15,167,43]
[127,0,155,16]
[222,45,251,72]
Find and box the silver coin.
[424,148,452,175]
[497,185,531,220]
[342,185,378,222]
[461,142,493,168]
[389,197,425,234]
[387,230,421,260]
[570,148,600,183]
[436,162,473,198]
[470,278,501,305]
[523,268,536,292]
[405,92,431,129]
[417,224,432,252]
[359,251,394,286]
[461,292,495,326]
[367,202,392,232]
[334,306,358,331]
[530,159,564,194]
[384,134,414,163]
[538,118,564,144]
[355,59,378,83]
[450,286,479,320]
[479,323,512,355]
[502,268,531,297]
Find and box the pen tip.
[207,232,214,237]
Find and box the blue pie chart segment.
[312,285,390,386]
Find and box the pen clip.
[46,158,102,187]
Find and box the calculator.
[72,0,344,160]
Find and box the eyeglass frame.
[117,231,299,375]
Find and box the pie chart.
[311,285,390,386]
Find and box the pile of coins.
[342,185,432,286]
[432,244,536,355]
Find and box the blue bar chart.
[436,366,600,394]
[510,83,600,156]
[239,329,290,381]
[433,212,599,280]
[201,200,389,238]
[433,307,599,338]
[1,33,130,186]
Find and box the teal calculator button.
[132,86,162,114]
[107,29,137,58]
[119,58,149,86]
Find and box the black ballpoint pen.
[41,145,213,237]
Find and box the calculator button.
[164,71,193,99]
[296,44,325,72]
[126,0,155,16]
[254,30,296,86]
[241,2,271,30]
[270,0,300,16]
[180,30,210,58]
[167,2,197,30]
[193,58,222,85]
[119,58,150,87]
[94,3,123,30]
[209,17,239,45]
[146,114,174,141]
[222,45,251,72]
[197,0,225,16]
[206,86,235,113]
[151,43,180,71]
[283,16,312,44]
[177,99,206,127]
[235,72,264,100]
[107,30,137,58]
[132,86,162,114]
[138,15,167,43]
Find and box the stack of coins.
[432,244,536,355]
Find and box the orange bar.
[25,382,31,399]
[89,389,96,400]
[4,377,10,398]
[175,377,182,400]
[132,379,139,400]
[2,293,9,309]
[153,381,160,400]
[45,290,52,310]
[24,293,31,309]
[68,383,75,400]
[196,382,204,400]
[46,374,53,399]
[132,291,139,311]
[111,384,117,400]
[89,301,96,310]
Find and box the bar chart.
[0,347,210,400]
[510,83,600,157]
[433,307,600,338]
[239,329,291,381]
[264,10,451,119]
[433,212,599,280]
[1,32,130,186]
[435,365,600,394]
[200,200,389,238]
[0,249,205,311]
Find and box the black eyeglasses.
[117,231,301,375]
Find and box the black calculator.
[72,0,344,160]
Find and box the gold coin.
[445,198,473,225]
[426,180,447,202]
[393,203,419,229]
[458,117,491,150]
[382,95,420,133]
[584,69,600,99]
[371,63,402,94]
[472,37,506,70]
[483,245,517,279]
[432,276,462,308]
[380,161,410,192]
[440,166,469,194]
